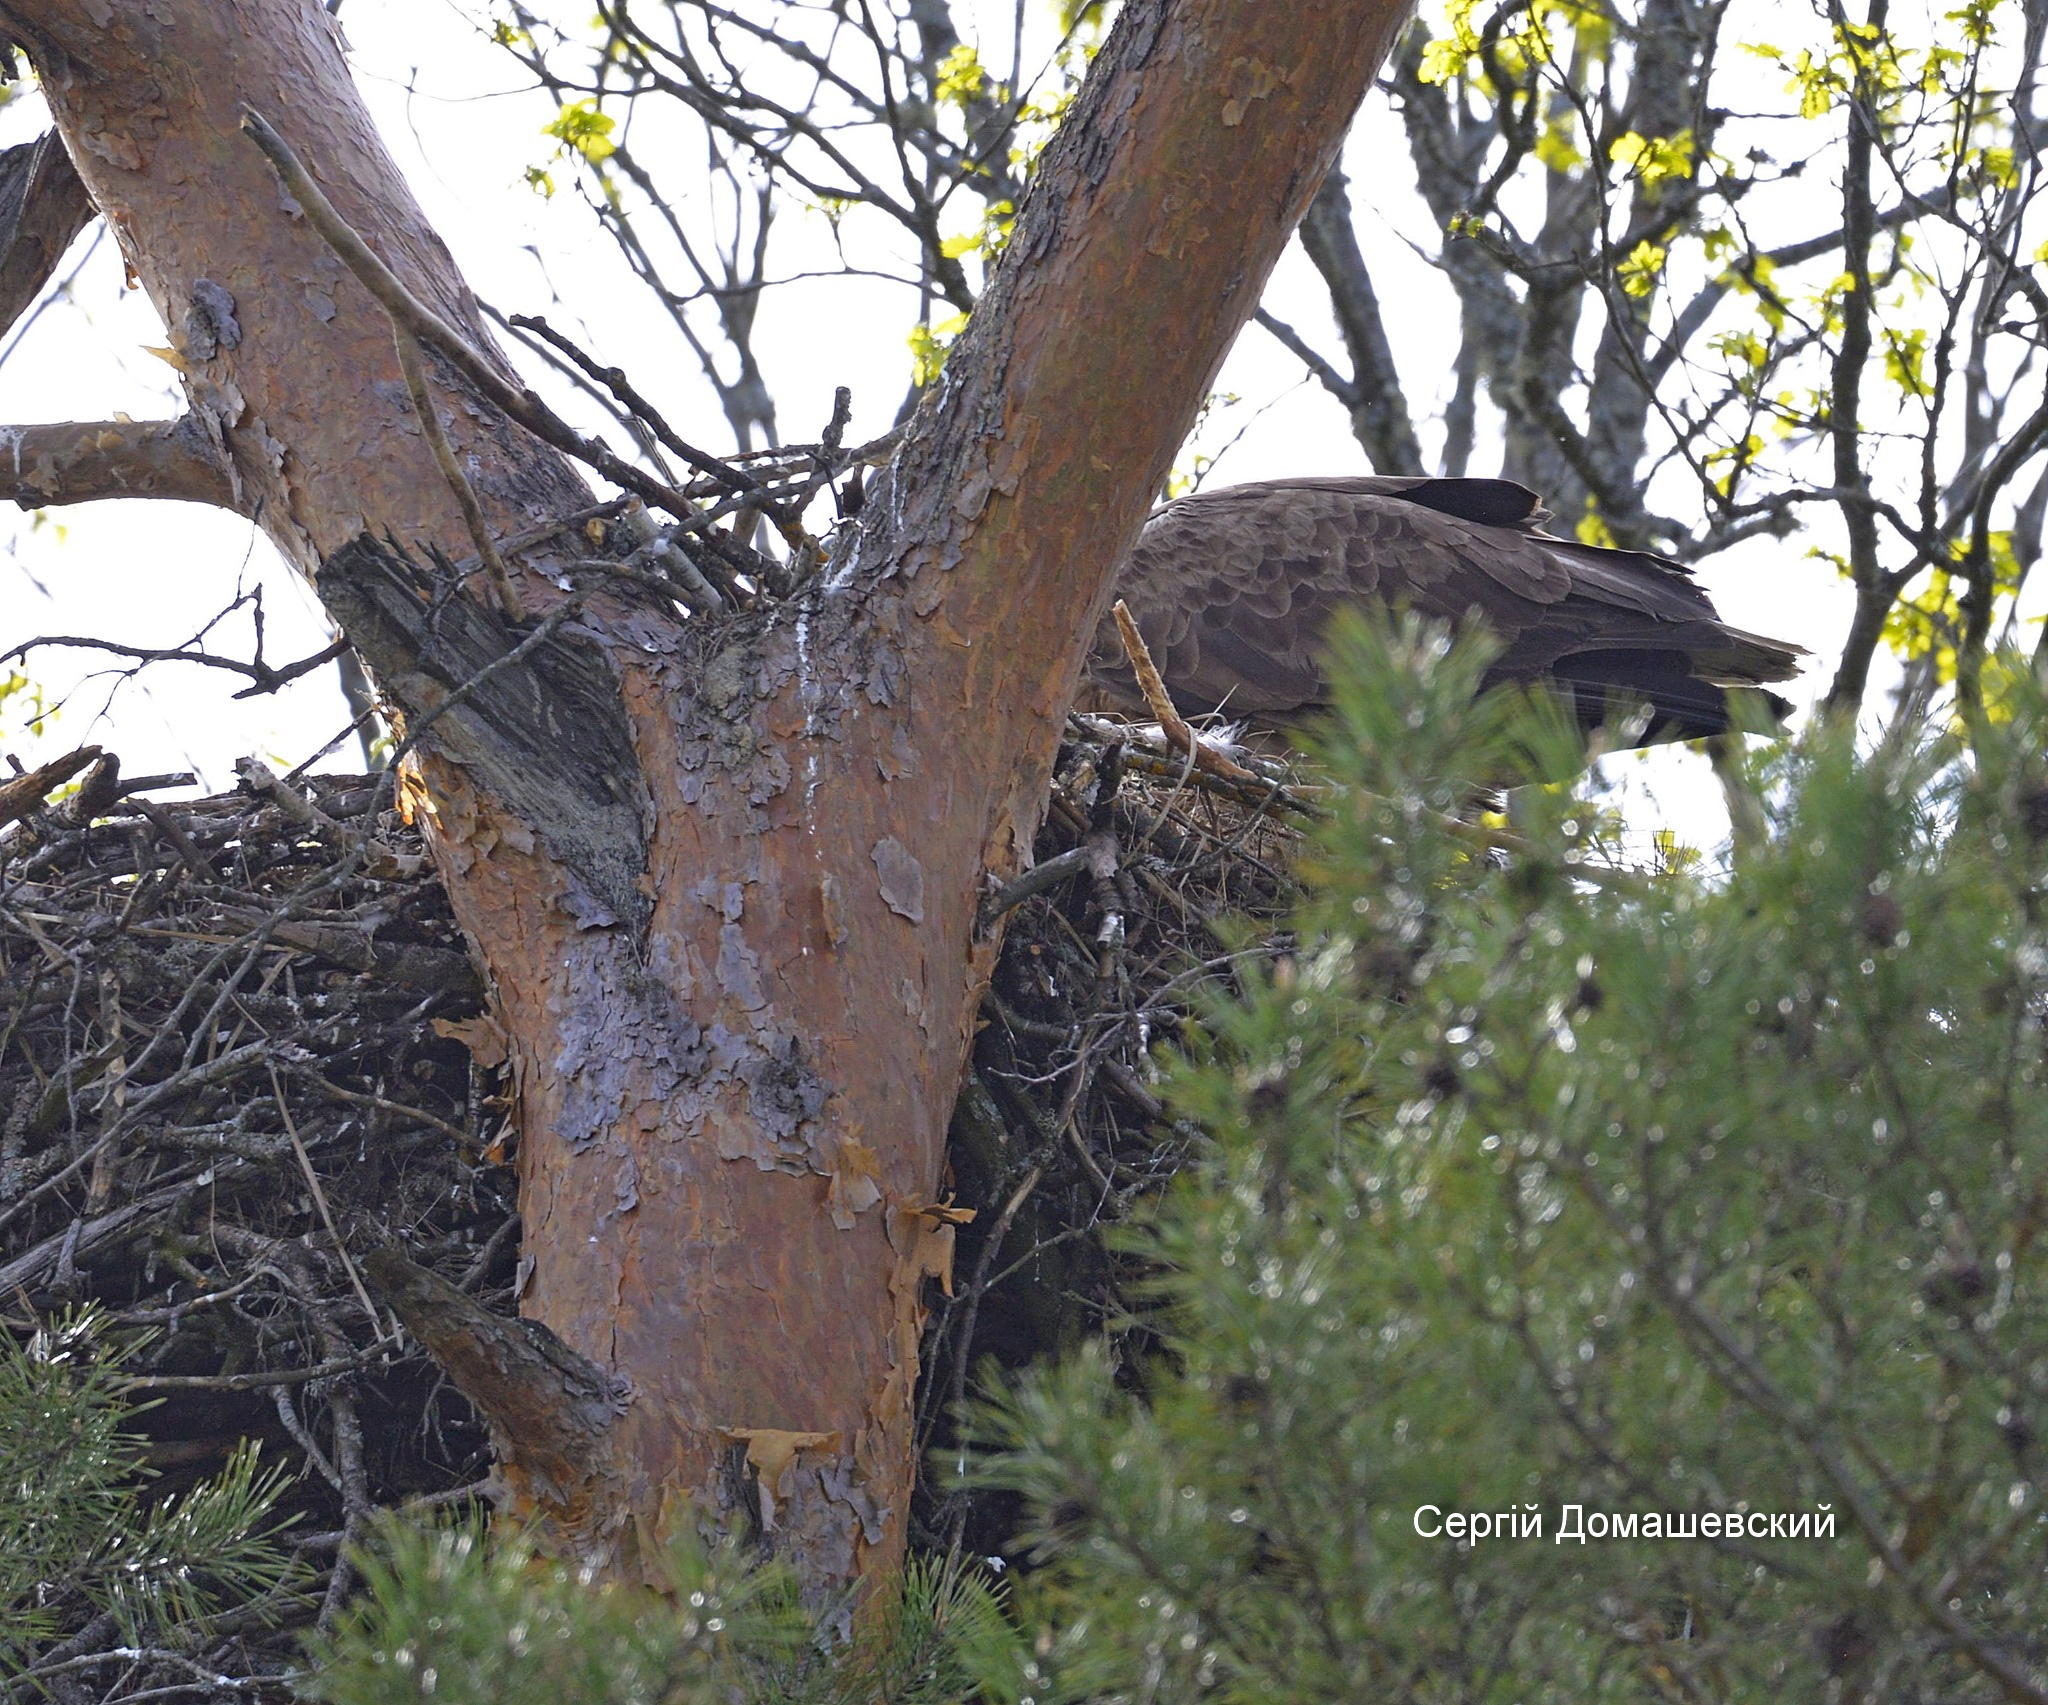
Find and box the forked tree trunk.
[9,0,1409,1591]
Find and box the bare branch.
[2,630,348,697]
[392,328,523,618]
[1111,599,1258,785]
[1821,0,1895,718]
[362,1245,631,1538]
[1295,163,1426,475]
[0,415,237,509]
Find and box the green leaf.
[1616,238,1668,297]
[543,98,616,166]
[907,310,971,388]
[1608,128,1695,187]
[1883,326,1930,397]
[1534,115,1585,174]
[934,43,986,108]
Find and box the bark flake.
[184,277,240,357]
[871,836,926,922]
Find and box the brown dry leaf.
[431,1012,509,1070]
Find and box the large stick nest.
[0,723,1301,1696]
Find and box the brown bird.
[1085,475,1803,750]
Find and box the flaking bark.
[317,535,649,935]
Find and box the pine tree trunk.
[10,0,1410,1591]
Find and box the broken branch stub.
[315,534,649,934]
[362,1246,631,1547]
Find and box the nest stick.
[1111,599,1259,783]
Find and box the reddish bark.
[10,0,1410,1591]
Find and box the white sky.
[0,0,2026,858]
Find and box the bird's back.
[1083,475,1803,747]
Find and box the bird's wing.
[1092,477,1575,717]
[1088,476,1802,732]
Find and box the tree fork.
[10,0,1411,1592]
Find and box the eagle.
[1084,475,1803,751]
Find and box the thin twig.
[506,312,766,500]
[392,328,523,618]
[268,1061,381,1339]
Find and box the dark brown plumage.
[1085,475,1804,749]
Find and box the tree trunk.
[9,0,1409,1593]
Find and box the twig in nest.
[617,500,731,614]
[978,843,1093,927]
[0,744,101,831]
[130,797,218,880]
[1111,600,1260,783]
[1068,714,1323,819]
[445,497,633,584]
[268,1062,383,1342]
